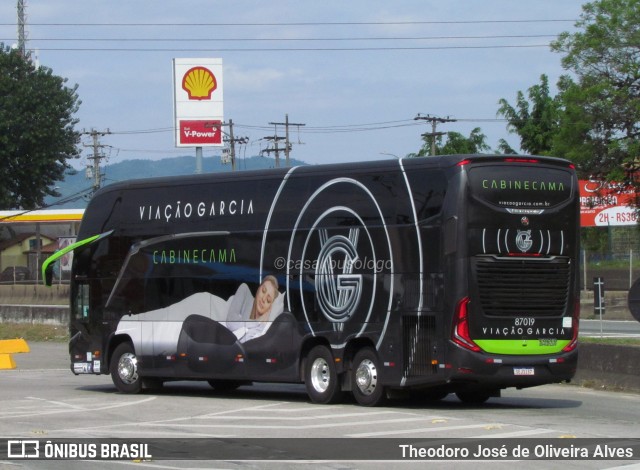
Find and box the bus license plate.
[73,362,92,374]
[514,367,535,376]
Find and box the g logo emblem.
[261,175,396,348]
[516,230,533,253]
[316,229,363,326]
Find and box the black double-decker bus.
[44,155,580,406]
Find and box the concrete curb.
[0,305,69,325]
[573,343,640,393]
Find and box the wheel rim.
[355,358,377,396]
[117,352,139,385]
[310,357,330,393]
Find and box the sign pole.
[593,277,605,338]
[583,249,587,292]
[195,146,203,174]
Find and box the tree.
[495,139,518,155]
[497,74,562,156]
[0,46,81,209]
[551,0,640,180]
[408,127,490,157]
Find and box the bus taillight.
[452,297,481,352]
[504,158,540,164]
[562,301,580,353]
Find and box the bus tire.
[455,391,491,404]
[142,378,163,391]
[305,345,343,404]
[352,347,386,407]
[419,390,449,402]
[207,380,244,392]
[110,342,142,394]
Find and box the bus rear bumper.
[447,348,578,389]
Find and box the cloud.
[225,64,312,93]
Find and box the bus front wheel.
[352,347,386,407]
[110,342,142,394]
[305,345,343,404]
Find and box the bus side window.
[75,284,90,319]
[405,169,446,223]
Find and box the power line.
[15,44,553,52]
[301,122,425,134]
[0,19,576,27]
[2,34,559,43]
[105,117,516,140]
[108,127,173,135]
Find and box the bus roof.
[91,154,573,197]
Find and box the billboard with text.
[579,179,638,226]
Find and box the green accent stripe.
[41,230,113,286]
[475,339,571,355]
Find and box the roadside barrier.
[0,339,30,369]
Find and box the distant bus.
[43,155,580,406]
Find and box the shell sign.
[182,66,217,100]
[173,58,223,147]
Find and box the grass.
[0,323,68,342]
[579,337,640,347]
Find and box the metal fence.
[0,253,37,284]
[579,225,640,291]
[581,248,640,292]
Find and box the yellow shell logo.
[182,66,217,100]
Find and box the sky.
[0,1,588,172]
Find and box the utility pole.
[268,114,305,167]
[414,114,457,156]
[83,129,111,191]
[16,0,27,57]
[261,135,286,167]
[203,120,248,172]
[222,119,249,171]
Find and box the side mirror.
[41,230,113,288]
[42,261,54,287]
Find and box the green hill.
[45,155,306,209]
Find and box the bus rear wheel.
[110,342,142,394]
[305,345,343,404]
[352,347,386,407]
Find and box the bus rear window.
[467,165,573,210]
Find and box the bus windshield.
[467,163,575,212]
